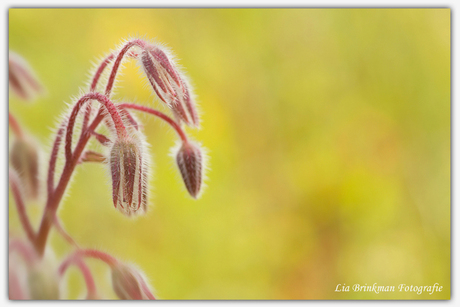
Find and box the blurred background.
[9,9,450,299]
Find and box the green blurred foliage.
[9,9,450,299]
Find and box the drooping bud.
[109,136,148,216]
[10,136,40,201]
[176,141,204,198]
[111,263,155,300]
[9,51,43,101]
[140,46,199,127]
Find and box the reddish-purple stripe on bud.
[141,51,169,100]
[109,138,147,216]
[150,47,182,88]
[140,46,200,127]
[176,142,203,198]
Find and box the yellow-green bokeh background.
[9,9,450,299]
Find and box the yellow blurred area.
[9,9,450,299]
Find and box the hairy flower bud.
[109,137,147,216]
[111,263,155,300]
[176,141,204,198]
[10,136,40,201]
[9,51,43,101]
[140,46,199,127]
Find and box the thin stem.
[81,53,117,134]
[105,39,148,97]
[90,53,115,93]
[34,112,105,256]
[9,112,23,139]
[53,215,78,247]
[9,170,35,242]
[60,249,118,271]
[9,239,38,265]
[119,103,188,142]
[65,92,127,162]
[59,256,97,299]
[47,124,65,198]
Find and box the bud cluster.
[9,37,208,300]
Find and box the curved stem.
[60,249,118,271]
[34,112,105,256]
[105,39,148,97]
[9,112,23,139]
[65,92,127,162]
[47,124,65,198]
[59,256,97,299]
[119,103,188,142]
[9,170,35,242]
[81,53,117,134]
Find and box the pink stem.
[9,170,35,242]
[34,112,106,256]
[59,256,97,299]
[105,39,148,97]
[9,239,38,265]
[81,53,117,134]
[65,92,127,162]
[53,215,78,247]
[119,103,188,142]
[47,124,65,198]
[9,112,23,139]
[60,249,118,271]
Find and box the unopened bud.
[10,136,40,201]
[109,137,148,216]
[140,47,199,127]
[111,263,155,300]
[9,51,43,101]
[176,141,204,198]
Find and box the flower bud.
[9,51,43,101]
[140,47,199,127]
[176,141,204,198]
[111,263,155,300]
[109,137,147,216]
[10,136,40,201]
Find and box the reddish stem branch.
[53,215,78,247]
[34,112,105,256]
[81,53,117,134]
[9,112,23,139]
[76,259,98,299]
[65,92,127,162]
[59,256,97,299]
[60,249,118,273]
[105,39,148,97]
[119,103,188,142]
[9,239,38,265]
[47,125,65,198]
[9,170,35,242]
